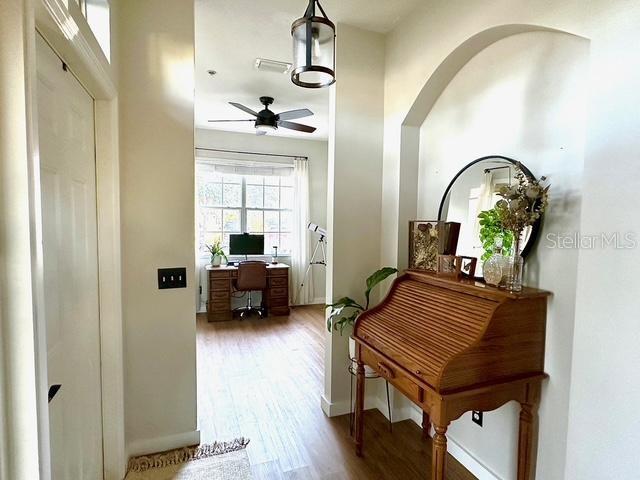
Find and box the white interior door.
[36,34,104,479]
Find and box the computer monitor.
[229,234,265,256]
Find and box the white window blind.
[196,152,298,257]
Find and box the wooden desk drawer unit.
[206,263,290,321]
[353,271,550,480]
[269,276,288,287]
[360,344,423,405]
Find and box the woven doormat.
[125,438,251,480]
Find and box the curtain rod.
[484,166,510,173]
[195,147,308,160]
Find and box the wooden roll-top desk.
[353,270,550,480]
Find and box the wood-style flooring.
[196,305,476,479]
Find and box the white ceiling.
[195,0,421,140]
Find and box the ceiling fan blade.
[207,119,255,123]
[278,120,317,133]
[229,102,259,116]
[277,108,314,121]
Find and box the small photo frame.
[436,255,478,279]
[437,255,458,277]
[458,256,477,279]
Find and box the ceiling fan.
[208,96,316,135]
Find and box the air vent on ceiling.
[254,58,292,75]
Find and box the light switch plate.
[158,267,187,289]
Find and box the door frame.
[1,0,125,479]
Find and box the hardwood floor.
[196,305,476,480]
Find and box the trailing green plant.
[326,267,398,335]
[478,208,513,262]
[205,240,228,264]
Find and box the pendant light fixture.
[291,0,336,88]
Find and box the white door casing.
[36,34,104,479]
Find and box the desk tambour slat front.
[353,270,551,480]
[206,263,290,321]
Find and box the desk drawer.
[209,270,231,280]
[268,296,289,307]
[269,276,288,287]
[269,287,288,298]
[209,288,230,301]
[210,279,230,292]
[360,346,422,405]
[269,268,288,277]
[208,300,229,312]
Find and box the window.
[76,0,111,62]
[196,164,294,256]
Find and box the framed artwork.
[437,255,458,277]
[458,256,477,279]
[436,254,478,279]
[409,221,441,271]
[409,221,461,272]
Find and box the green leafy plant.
[326,267,398,335]
[205,240,227,264]
[478,208,513,262]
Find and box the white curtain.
[473,170,495,240]
[291,157,313,305]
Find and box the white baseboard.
[291,297,325,307]
[311,296,325,305]
[320,393,386,418]
[407,406,501,480]
[127,430,201,458]
[321,395,351,417]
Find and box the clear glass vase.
[483,236,508,287]
[506,231,524,292]
[482,252,505,287]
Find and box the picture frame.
[409,220,461,272]
[409,220,441,272]
[436,254,478,279]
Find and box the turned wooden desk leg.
[422,411,430,439]
[354,361,365,457]
[517,385,541,480]
[431,423,449,480]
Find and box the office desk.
[206,263,290,322]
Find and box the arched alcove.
[390,25,590,479]
[395,24,589,270]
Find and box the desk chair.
[233,261,267,318]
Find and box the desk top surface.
[206,262,290,271]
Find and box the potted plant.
[478,208,514,262]
[326,267,398,364]
[206,240,227,267]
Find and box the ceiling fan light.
[291,0,335,89]
[256,124,277,133]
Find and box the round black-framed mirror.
[437,155,542,264]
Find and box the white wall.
[416,31,588,480]
[195,128,328,303]
[323,23,386,416]
[0,2,41,478]
[382,1,640,479]
[117,0,198,456]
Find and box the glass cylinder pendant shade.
[291,0,336,88]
